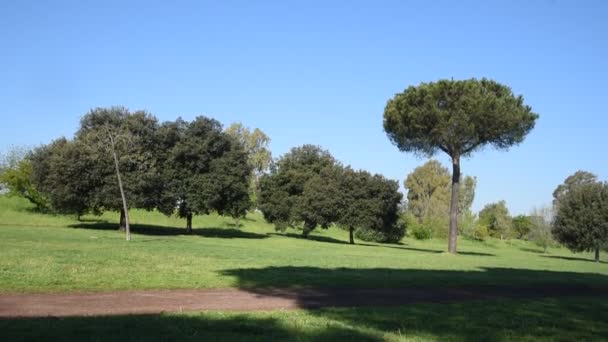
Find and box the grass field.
[3,297,607,341]
[1,195,607,341]
[0,196,605,293]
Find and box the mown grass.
[2,195,608,341]
[2,296,607,341]
[0,195,606,293]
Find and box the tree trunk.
[186,212,193,234]
[302,227,310,238]
[110,134,130,241]
[349,226,355,245]
[595,246,600,263]
[448,155,460,254]
[119,208,126,231]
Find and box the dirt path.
[1,285,606,318]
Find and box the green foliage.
[0,148,49,211]
[471,222,489,241]
[527,206,555,253]
[74,107,162,215]
[259,146,404,243]
[553,170,597,208]
[512,215,534,239]
[410,222,433,240]
[339,168,405,243]
[383,78,538,252]
[30,109,252,227]
[161,116,252,223]
[404,160,451,219]
[478,201,512,239]
[30,138,98,217]
[225,122,272,206]
[296,166,344,236]
[383,78,539,159]
[258,145,338,234]
[458,209,477,238]
[404,160,476,238]
[225,122,272,176]
[553,181,608,261]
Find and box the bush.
[472,223,489,241]
[355,221,406,244]
[410,223,433,240]
[458,210,477,237]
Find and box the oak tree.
[553,180,608,262]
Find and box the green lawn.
[2,297,607,341]
[1,195,607,341]
[0,196,606,293]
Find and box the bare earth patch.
[1,285,607,318]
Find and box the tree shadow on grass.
[270,232,494,256]
[520,247,546,254]
[219,266,608,292]
[541,255,606,264]
[361,243,495,257]
[0,313,382,342]
[313,296,608,342]
[69,222,268,240]
[2,269,608,341]
[268,232,350,245]
[221,267,606,340]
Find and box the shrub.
[472,223,489,241]
[410,223,433,240]
[355,220,406,244]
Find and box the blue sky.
[1,0,607,215]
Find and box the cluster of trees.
[3,107,268,240]
[475,201,555,253]
[258,145,405,244]
[400,162,607,262]
[400,159,552,250]
[3,78,604,259]
[381,77,605,261]
[473,170,608,262]
[2,107,404,245]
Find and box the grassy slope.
[0,196,606,293]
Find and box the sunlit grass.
[0,195,606,293]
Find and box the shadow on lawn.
[218,266,608,341]
[271,232,494,256]
[269,232,350,245]
[541,254,606,264]
[362,243,495,257]
[218,266,608,291]
[3,269,607,341]
[0,314,382,342]
[69,222,268,239]
[519,247,546,254]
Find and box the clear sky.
[1,0,607,215]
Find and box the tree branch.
[462,142,481,155]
